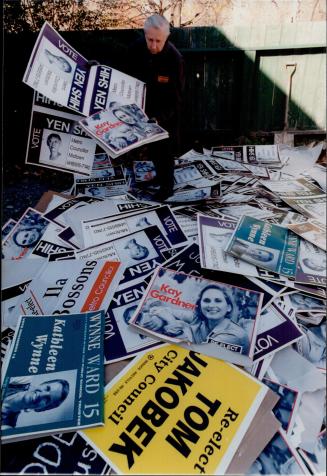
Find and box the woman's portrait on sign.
[134,268,261,355]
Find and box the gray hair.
[144,14,170,36]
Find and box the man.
[2,377,70,429]
[126,14,185,201]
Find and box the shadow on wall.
[3,25,326,174]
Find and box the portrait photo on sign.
[295,321,326,370]
[41,40,74,77]
[227,238,280,270]
[2,209,50,260]
[2,369,77,430]
[286,292,326,312]
[93,153,111,169]
[95,168,115,178]
[299,253,326,276]
[132,267,262,356]
[114,231,157,264]
[174,165,202,184]
[40,130,69,165]
[85,186,105,198]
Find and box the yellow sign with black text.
[81,345,266,474]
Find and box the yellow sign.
[82,345,266,474]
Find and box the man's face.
[10,382,64,411]
[144,26,168,54]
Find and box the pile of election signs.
[1,20,326,476]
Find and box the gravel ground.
[2,167,74,225]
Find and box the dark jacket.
[127,37,185,142]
